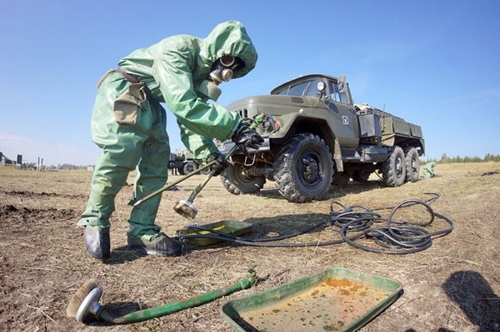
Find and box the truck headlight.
[263,114,280,133]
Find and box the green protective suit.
[423,162,437,178]
[77,21,258,239]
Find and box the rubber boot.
[128,232,181,257]
[83,226,111,260]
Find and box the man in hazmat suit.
[77,21,263,261]
[423,161,437,178]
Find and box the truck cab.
[218,74,425,203]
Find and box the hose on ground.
[176,192,454,255]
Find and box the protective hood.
[115,21,258,161]
[199,21,258,79]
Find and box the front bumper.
[216,136,271,156]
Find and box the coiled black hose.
[177,193,454,255]
[339,195,454,254]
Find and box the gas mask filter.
[197,79,222,102]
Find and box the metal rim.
[75,286,103,322]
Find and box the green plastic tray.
[177,220,252,246]
[221,268,402,332]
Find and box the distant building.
[0,151,16,166]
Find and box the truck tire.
[274,133,333,203]
[382,146,406,187]
[404,147,420,182]
[183,161,198,175]
[220,163,266,195]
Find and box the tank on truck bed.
[217,74,425,203]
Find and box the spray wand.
[67,269,257,324]
[129,159,218,207]
[132,114,265,218]
[173,114,264,218]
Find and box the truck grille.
[236,109,249,118]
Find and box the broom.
[67,271,256,324]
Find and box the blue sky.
[1,0,499,166]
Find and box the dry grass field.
[1,162,499,332]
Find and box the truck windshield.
[274,79,323,97]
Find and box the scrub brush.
[66,279,103,322]
[66,271,257,324]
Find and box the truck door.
[324,79,359,147]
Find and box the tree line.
[36,154,500,170]
[425,153,500,164]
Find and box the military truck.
[168,150,202,175]
[217,74,425,203]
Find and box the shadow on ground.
[443,270,500,332]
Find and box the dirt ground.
[0,162,499,332]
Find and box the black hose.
[177,193,454,255]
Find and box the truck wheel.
[352,170,371,182]
[404,147,420,182]
[220,163,266,195]
[274,133,333,203]
[183,162,198,175]
[382,146,406,187]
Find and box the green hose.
[97,273,256,324]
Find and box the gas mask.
[198,56,244,102]
[209,56,243,85]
